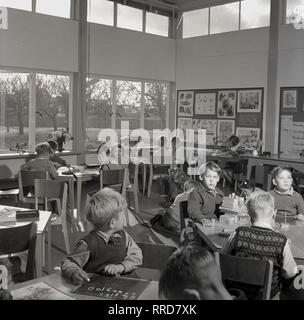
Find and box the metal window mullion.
[166,83,169,129]
[208,7,211,35]
[32,0,36,12]
[239,1,241,30]
[112,80,117,130]
[69,74,73,138]
[140,81,145,129]
[29,73,36,152]
[114,1,118,27]
[143,9,146,32]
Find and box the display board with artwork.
[176,88,264,149]
[279,87,304,155]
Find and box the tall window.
[117,4,143,32]
[182,8,209,38]
[241,0,270,29]
[87,0,114,26]
[0,0,31,11]
[146,12,169,37]
[86,78,112,150]
[36,0,70,18]
[36,74,71,149]
[210,2,239,34]
[286,0,304,24]
[0,71,29,154]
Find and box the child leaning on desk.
[187,161,224,227]
[61,188,143,285]
[269,166,304,222]
[222,191,298,299]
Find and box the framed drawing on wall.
[217,120,235,145]
[282,90,297,109]
[195,92,216,115]
[237,89,262,113]
[217,90,236,118]
[178,117,193,131]
[193,119,217,145]
[236,127,261,150]
[177,91,194,117]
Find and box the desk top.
[245,154,304,163]
[10,270,159,300]
[0,205,51,233]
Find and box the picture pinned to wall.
[178,91,194,117]
[217,120,235,145]
[217,90,236,118]
[193,119,217,145]
[195,92,216,115]
[178,117,193,131]
[237,89,262,113]
[236,127,261,151]
[282,90,297,110]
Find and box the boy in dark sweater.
[47,140,67,168]
[61,188,142,285]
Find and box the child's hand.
[200,218,212,227]
[72,270,90,285]
[296,214,304,222]
[104,264,125,276]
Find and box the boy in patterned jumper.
[222,191,298,299]
[61,188,142,285]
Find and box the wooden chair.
[147,163,170,198]
[216,252,274,300]
[18,170,48,206]
[0,222,37,282]
[193,222,221,253]
[179,200,193,244]
[127,163,140,215]
[34,179,70,274]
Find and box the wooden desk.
[0,205,52,277]
[10,270,159,300]
[195,219,304,259]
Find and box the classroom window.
[36,0,70,18]
[286,0,304,24]
[146,12,169,37]
[36,74,71,149]
[0,0,31,11]
[0,71,30,154]
[86,78,113,150]
[182,8,209,38]
[144,82,167,132]
[117,4,143,32]
[240,0,270,29]
[210,2,239,34]
[87,0,114,26]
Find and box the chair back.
[179,200,192,244]
[137,242,177,271]
[216,252,273,300]
[0,222,37,280]
[194,222,221,253]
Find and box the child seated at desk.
[159,244,245,300]
[21,142,58,179]
[188,161,224,227]
[269,166,304,222]
[47,140,68,168]
[61,188,142,285]
[222,191,298,299]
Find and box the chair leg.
[142,165,146,195]
[47,224,52,274]
[133,190,139,214]
[42,233,45,268]
[62,220,71,255]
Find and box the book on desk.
[0,208,39,224]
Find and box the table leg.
[35,233,44,278]
[76,177,85,232]
[247,159,254,180]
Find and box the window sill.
[0,150,81,160]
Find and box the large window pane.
[241,0,270,29]
[210,2,239,34]
[286,0,304,24]
[87,0,114,26]
[86,78,112,150]
[144,82,167,133]
[146,12,169,37]
[117,4,143,32]
[36,0,70,18]
[116,81,141,134]
[0,0,31,11]
[183,8,209,38]
[36,74,71,150]
[0,71,29,153]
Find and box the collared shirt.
[222,221,298,279]
[61,229,142,279]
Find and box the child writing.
[61,188,142,285]
[22,142,58,179]
[269,166,304,222]
[222,191,298,299]
[47,140,68,168]
[188,161,224,227]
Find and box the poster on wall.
[217,120,235,145]
[280,115,293,155]
[177,91,194,117]
[236,127,260,150]
[282,90,297,110]
[194,92,216,115]
[178,117,193,131]
[237,89,262,113]
[193,119,217,145]
[217,91,236,118]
